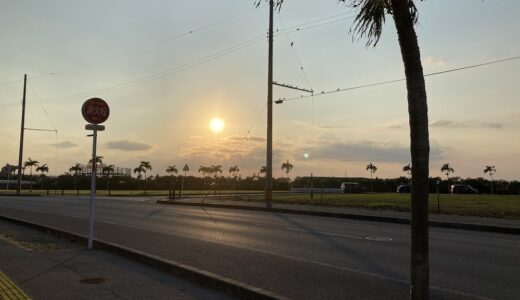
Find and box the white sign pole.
[88,128,98,250]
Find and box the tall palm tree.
[133,165,145,190]
[36,164,49,190]
[24,158,39,192]
[181,163,190,198]
[229,166,240,178]
[69,163,82,175]
[259,166,267,176]
[69,163,82,191]
[441,163,454,180]
[102,164,115,191]
[166,165,178,176]
[166,165,178,191]
[198,166,210,177]
[335,1,432,296]
[366,162,378,192]
[484,165,497,194]
[403,163,412,180]
[139,161,152,193]
[211,165,223,178]
[36,164,49,176]
[89,156,104,175]
[281,160,293,179]
[258,1,432,289]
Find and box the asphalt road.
[0,196,519,299]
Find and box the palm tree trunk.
[390,0,430,299]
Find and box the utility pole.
[16,74,27,195]
[265,0,274,209]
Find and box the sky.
[1,0,519,180]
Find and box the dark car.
[397,184,411,193]
[341,182,365,193]
[450,184,478,194]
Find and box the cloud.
[305,140,443,163]
[483,122,503,129]
[424,56,447,66]
[106,140,153,151]
[55,141,78,149]
[430,120,503,129]
[387,124,402,129]
[430,120,466,128]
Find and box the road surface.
[0,196,519,299]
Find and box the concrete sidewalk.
[0,219,232,300]
[159,197,520,234]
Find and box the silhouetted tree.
[24,158,39,192]
[366,162,378,192]
[484,165,496,194]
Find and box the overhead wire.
[0,4,268,87]
[276,55,520,103]
[31,13,353,104]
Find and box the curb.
[157,200,520,235]
[0,215,286,300]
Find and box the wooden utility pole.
[16,74,27,195]
[265,0,273,208]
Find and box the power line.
[276,55,520,103]
[32,14,353,104]
[0,4,267,87]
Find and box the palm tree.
[229,165,240,193]
[181,163,189,198]
[198,166,210,177]
[281,160,293,179]
[166,165,178,192]
[441,163,454,181]
[133,165,145,190]
[89,156,104,175]
[102,164,115,192]
[366,162,377,192]
[259,166,267,176]
[24,158,39,192]
[36,164,49,190]
[211,165,223,178]
[403,163,412,180]
[69,163,82,175]
[166,165,178,176]
[139,161,152,193]
[229,166,240,178]
[334,1,432,296]
[69,163,82,191]
[484,165,497,194]
[36,164,49,176]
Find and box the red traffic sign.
[82,98,109,124]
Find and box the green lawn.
[237,193,520,220]
[2,189,519,220]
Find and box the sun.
[209,117,225,133]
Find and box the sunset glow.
[209,118,225,133]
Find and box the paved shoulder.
[0,220,232,300]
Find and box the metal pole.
[265,0,274,209]
[436,180,440,214]
[17,74,27,195]
[88,128,98,249]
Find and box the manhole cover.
[365,237,393,242]
[80,277,106,285]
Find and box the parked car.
[396,184,411,193]
[450,184,478,194]
[341,182,365,193]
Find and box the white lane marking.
[0,211,498,300]
[286,227,392,242]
